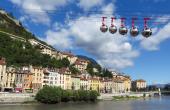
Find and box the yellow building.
[23,72,33,92]
[59,67,72,90]
[123,76,131,92]
[0,57,7,91]
[30,66,44,92]
[99,79,105,93]
[112,72,131,93]
[89,77,100,92]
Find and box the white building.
[112,79,125,93]
[80,78,89,90]
[43,69,60,87]
[104,79,113,93]
[28,39,55,56]
[71,76,81,90]
[132,79,147,90]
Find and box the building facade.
[60,52,78,64]
[30,66,44,92]
[123,77,131,92]
[89,77,100,92]
[5,67,16,89]
[59,67,72,90]
[71,76,80,90]
[80,78,89,90]
[0,57,6,91]
[28,39,55,56]
[132,79,147,91]
[104,79,113,93]
[112,79,125,93]
[43,69,60,87]
[74,59,88,72]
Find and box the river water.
[0,96,170,110]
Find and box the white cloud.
[44,11,139,69]
[101,1,116,14]
[78,0,104,11]
[10,0,69,25]
[45,29,73,50]
[140,22,170,51]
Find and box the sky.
[0,0,170,84]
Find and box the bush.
[89,90,99,102]
[78,90,90,101]
[72,90,80,101]
[35,86,100,104]
[61,90,72,102]
[35,86,62,104]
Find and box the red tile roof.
[135,79,146,82]
[77,58,89,63]
[80,77,88,81]
[0,58,6,65]
[74,60,84,65]
[59,67,71,74]
[61,52,75,57]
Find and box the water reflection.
[0,96,170,110]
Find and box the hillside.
[0,9,68,67]
[0,9,104,75]
[0,9,54,49]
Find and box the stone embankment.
[0,92,156,103]
[98,92,152,100]
[0,93,35,104]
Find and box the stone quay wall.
[0,93,36,104]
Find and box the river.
[0,96,170,110]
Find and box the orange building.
[23,72,33,92]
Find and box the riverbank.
[0,92,155,104]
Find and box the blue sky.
[1,0,170,84]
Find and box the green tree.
[61,90,73,102]
[35,86,62,104]
[72,90,80,101]
[69,65,80,74]
[89,90,99,102]
[102,68,113,78]
[61,58,70,67]
[86,63,95,76]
